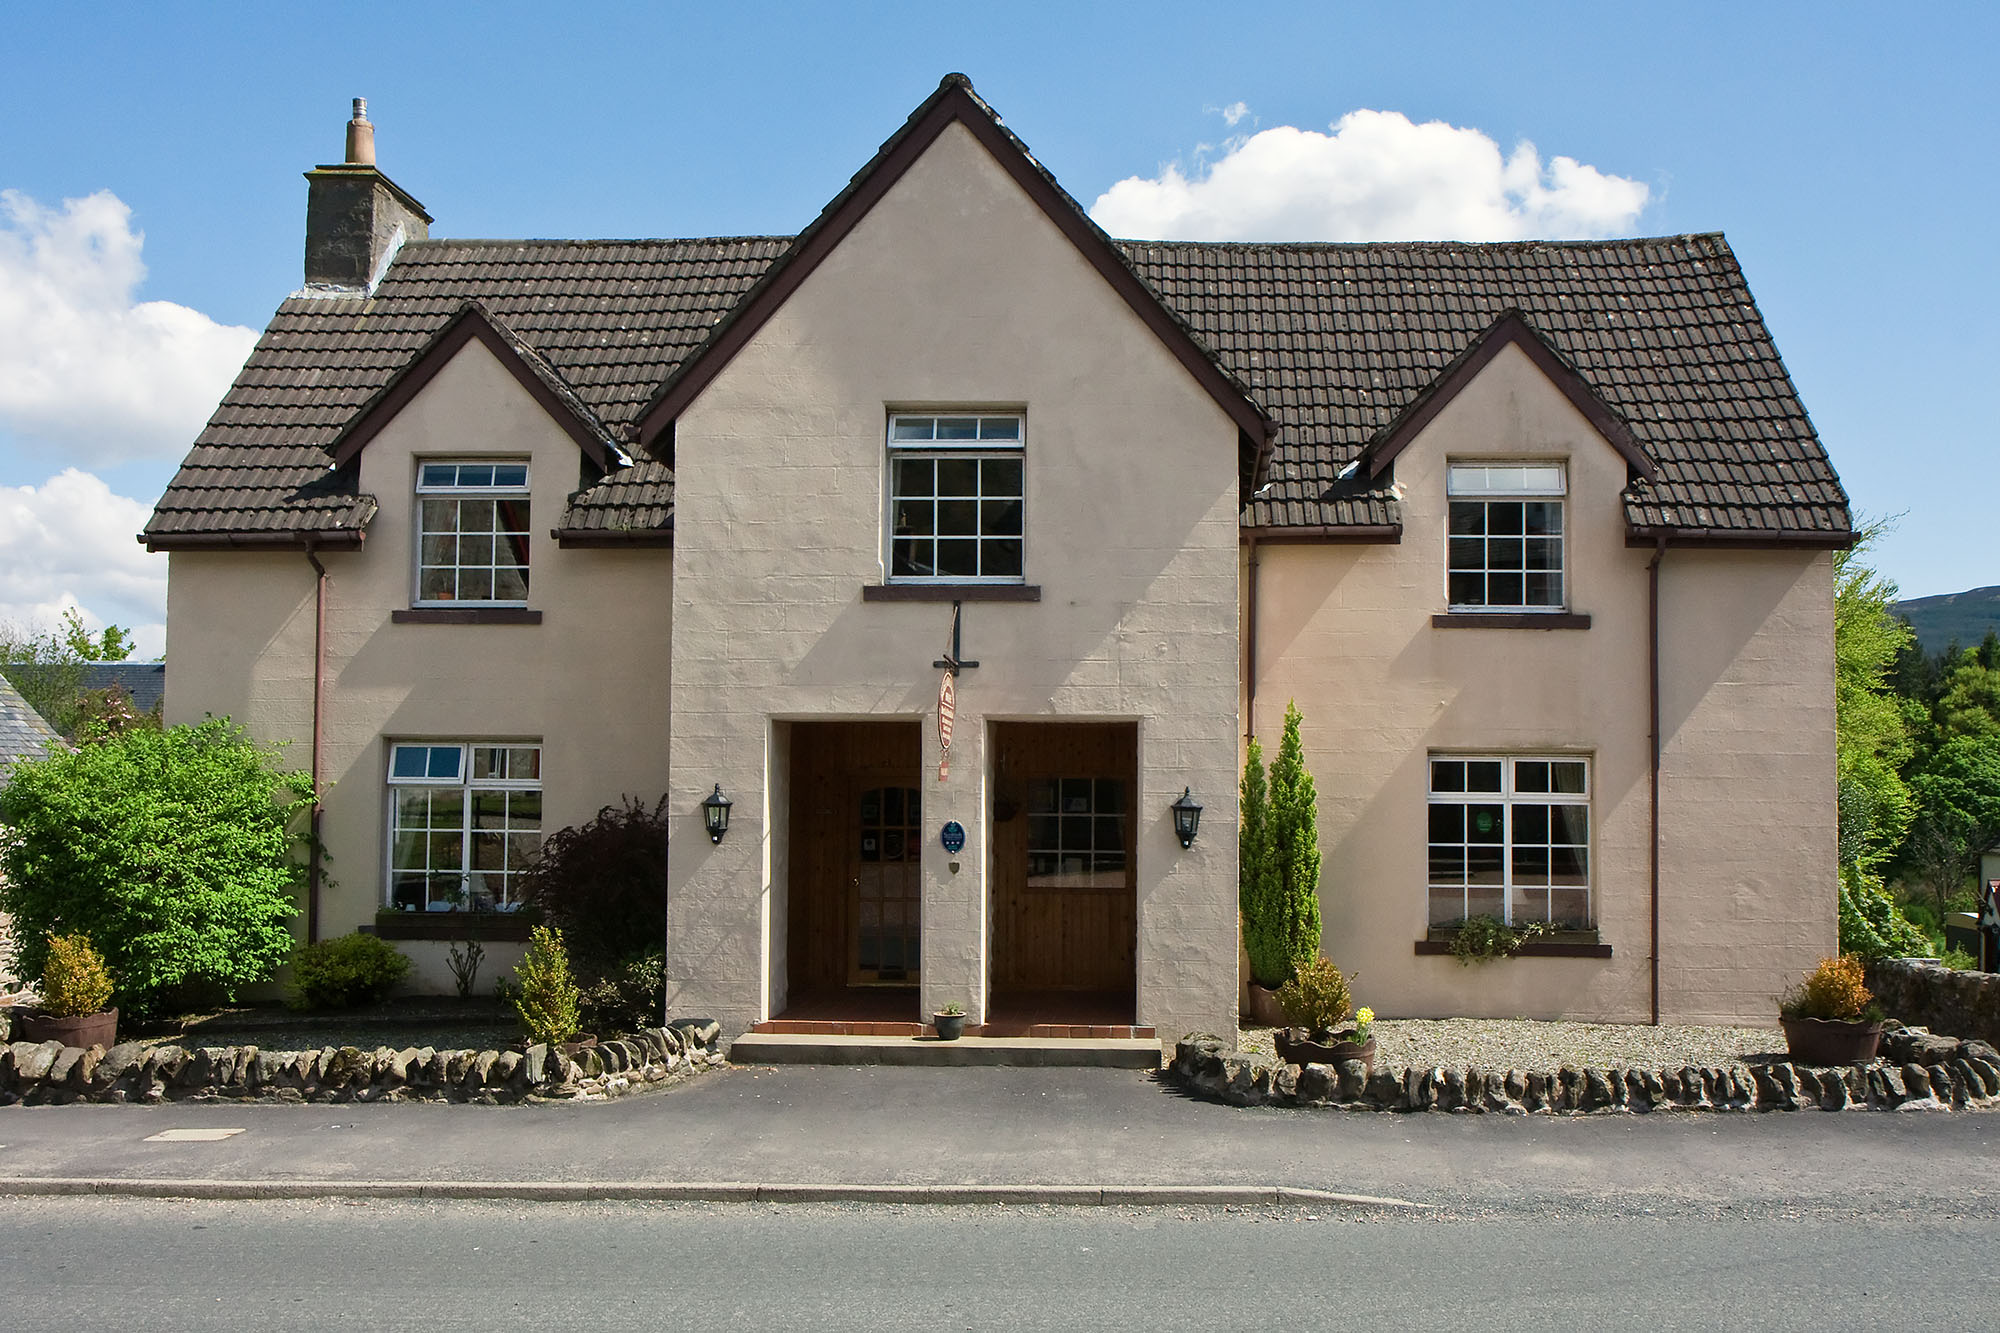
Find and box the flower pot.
[1244,983,1288,1028]
[933,1012,966,1041]
[16,1007,118,1051]
[1274,1027,1376,1076]
[1779,1016,1883,1066]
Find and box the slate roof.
[77,663,166,716]
[0,671,64,780]
[145,232,1849,545]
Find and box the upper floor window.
[416,461,530,606]
[887,414,1024,583]
[1446,463,1565,611]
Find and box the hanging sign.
[941,820,966,855]
[937,667,955,782]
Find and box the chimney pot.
[345,97,376,166]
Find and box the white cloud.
[1220,101,1251,128]
[0,469,166,659]
[0,189,257,466]
[1090,109,1651,242]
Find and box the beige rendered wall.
[1250,341,1834,1024]
[666,120,1242,1040]
[166,337,674,993]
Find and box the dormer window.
[887,414,1024,583]
[416,461,530,605]
[1446,463,1565,611]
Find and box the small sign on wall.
[941,820,965,855]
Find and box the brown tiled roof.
[1121,234,1850,539]
[145,231,1849,545]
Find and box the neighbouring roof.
[144,175,1849,546]
[77,663,166,716]
[0,671,64,779]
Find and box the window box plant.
[16,931,118,1050]
[1778,955,1884,1065]
[1270,955,1375,1076]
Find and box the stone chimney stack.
[303,97,431,291]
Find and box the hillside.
[1896,585,2000,655]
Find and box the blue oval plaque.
[940,820,966,855]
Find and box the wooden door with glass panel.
[850,780,922,984]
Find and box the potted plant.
[1778,955,1884,1065]
[17,931,118,1050]
[1271,954,1375,1075]
[511,925,594,1059]
[932,1002,967,1041]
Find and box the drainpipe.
[1244,534,1260,744]
[1647,535,1667,1026]
[305,543,329,945]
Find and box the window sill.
[393,608,543,625]
[863,584,1042,602]
[369,912,537,942]
[1415,933,1611,959]
[1432,612,1591,630]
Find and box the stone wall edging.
[0,1020,725,1107]
[1866,958,2000,1050]
[1170,1036,2000,1114]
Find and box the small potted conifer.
[1778,955,1884,1065]
[18,931,118,1050]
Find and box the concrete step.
[728,1032,1163,1069]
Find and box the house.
[144,79,1849,1039]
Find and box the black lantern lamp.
[1171,787,1203,849]
[701,783,733,844]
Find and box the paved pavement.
[3,1063,1998,1211]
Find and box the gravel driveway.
[1232,1017,1787,1072]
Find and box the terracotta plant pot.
[1779,1016,1883,1066]
[1274,1027,1377,1076]
[933,1012,966,1041]
[1244,984,1289,1028]
[16,1007,118,1051]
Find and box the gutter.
[142,530,366,554]
[305,543,330,945]
[1647,535,1666,1026]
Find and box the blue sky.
[2,2,1993,657]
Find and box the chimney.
[303,97,432,291]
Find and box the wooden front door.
[851,781,922,983]
[990,723,1137,994]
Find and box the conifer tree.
[1239,736,1286,988]
[1266,701,1323,973]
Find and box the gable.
[635,74,1272,483]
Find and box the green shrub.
[288,933,411,1010]
[40,932,114,1017]
[578,950,663,1036]
[1838,865,1932,959]
[1275,954,1353,1034]
[0,717,314,1019]
[1780,955,1872,1022]
[513,925,581,1050]
[1242,703,1324,988]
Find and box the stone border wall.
[1172,1032,2000,1114]
[1867,958,2000,1049]
[0,1021,723,1106]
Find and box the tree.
[1265,701,1323,978]
[1832,525,1917,874]
[1238,737,1285,988]
[1905,733,2000,916]
[0,718,314,1019]
[0,608,139,740]
[1935,660,2000,741]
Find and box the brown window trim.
[369,912,536,943]
[863,584,1042,603]
[392,608,543,625]
[1432,612,1591,630]
[1413,937,1612,960]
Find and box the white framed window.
[887,413,1024,582]
[415,461,530,605]
[386,741,542,911]
[1427,755,1590,928]
[1446,463,1565,611]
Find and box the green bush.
[1838,865,1932,959]
[1241,703,1324,989]
[0,717,314,1019]
[1275,954,1353,1034]
[578,950,664,1036]
[513,925,581,1050]
[516,795,667,979]
[288,933,411,1010]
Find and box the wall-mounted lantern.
[1171,787,1203,849]
[701,783,733,844]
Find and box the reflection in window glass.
[1427,756,1590,929]
[1026,776,1127,888]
